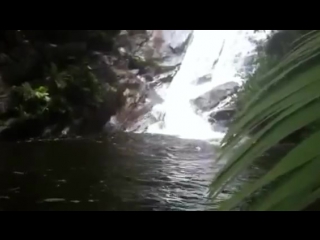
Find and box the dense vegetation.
[210,30,320,211]
[0,30,123,140]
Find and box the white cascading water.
[147,30,270,141]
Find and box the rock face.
[135,30,192,68]
[109,30,193,132]
[87,31,193,134]
[190,81,239,112]
[116,30,192,68]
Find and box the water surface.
[0,133,218,211]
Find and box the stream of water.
[148,30,270,140]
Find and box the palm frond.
[210,30,320,211]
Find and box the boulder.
[111,102,154,132]
[209,108,235,124]
[192,74,212,85]
[147,87,164,105]
[190,81,239,112]
[124,112,158,133]
[134,30,193,68]
[103,117,124,133]
[115,30,192,73]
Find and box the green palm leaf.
[211,100,320,198]
[222,51,320,151]
[221,63,320,154]
[251,156,320,211]
[218,130,320,210]
[210,30,320,211]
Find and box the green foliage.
[0,30,123,139]
[48,63,107,107]
[210,30,320,211]
[235,31,317,113]
[8,62,108,126]
[87,30,120,42]
[11,83,50,118]
[235,53,280,112]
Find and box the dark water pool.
[0,133,220,211]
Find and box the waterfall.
[147,30,270,140]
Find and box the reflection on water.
[0,133,219,211]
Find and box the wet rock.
[88,53,118,85]
[115,30,150,55]
[209,108,236,124]
[193,74,212,85]
[42,126,55,138]
[110,31,192,133]
[129,69,139,75]
[147,87,164,105]
[120,103,153,128]
[110,78,167,133]
[134,30,193,68]
[190,82,239,112]
[152,69,178,84]
[124,112,158,133]
[103,118,123,133]
[116,30,192,74]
